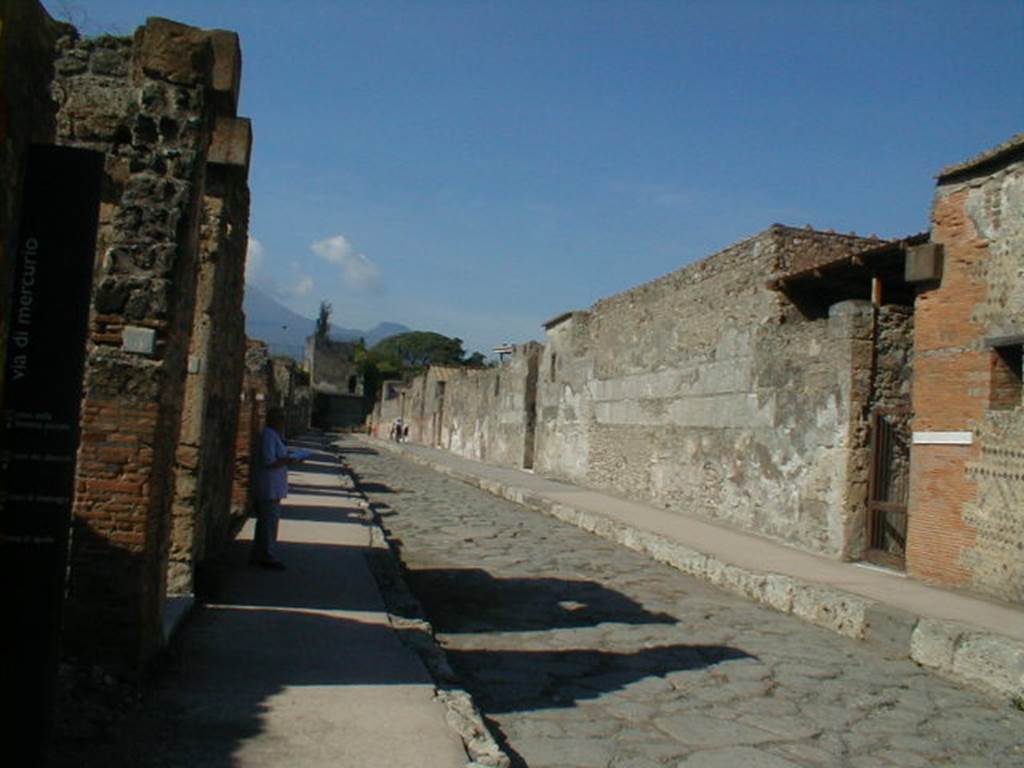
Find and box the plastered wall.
[535,227,880,556]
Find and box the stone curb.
[368,438,1024,706]
[332,446,512,768]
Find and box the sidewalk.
[360,436,1024,703]
[150,434,470,767]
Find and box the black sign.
[0,144,102,760]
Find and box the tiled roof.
[938,133,1024,181]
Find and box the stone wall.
[232,339,272,521]
[403,365,459,447]
[270,356,312,437]
[304,335,366,429]
[908,136,1024,602]
[305,335,362,394]
[535,227,881,557]
[370,379,404,438]
[168,156,250,596]
[430,343,542,468]
[43,17,252,673]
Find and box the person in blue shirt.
[250,407,301,570]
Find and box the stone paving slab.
[360,436,1024,704]
[339,438,1024,767]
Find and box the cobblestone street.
[341,439,1024,768]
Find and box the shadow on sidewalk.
[284,481,358,497]
[51,532,431,768]
[277,501,365,525]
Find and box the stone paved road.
[340,439,1024,768]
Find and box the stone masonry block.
[791,584,868,639]
[207,116,251,169]
[135,17,213,87]
[909,618,962,672]
[905,243,944,283]
[205,29,242,115]
[763,574,796,613]
[863,603,918,657]
[952,634,1024,700]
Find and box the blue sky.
[46,1,1024,356]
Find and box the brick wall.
[907,137,1024,602]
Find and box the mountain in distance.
[243,282,410,359]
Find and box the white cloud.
[245,236,265,281]
[246,237,314,306]
[291,276,314,298]
[311,234,382,292]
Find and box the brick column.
[906,138,1024,600]
[906,191,989,587]
[54,19,219,675]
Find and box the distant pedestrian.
[393,418,404,442]
[250,406,301,570]
[403,424,410,442]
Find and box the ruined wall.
[427,343,543,468]
[370,379,404,438]
[304,336,366,429]
[400,366,458,446]
[306,335,362,394]
[535,227,881,556]
[50,18,241,673]
[231,339,272,521]
[168,156,250,596]
[269,356,311,436]
[908,136,1024,602]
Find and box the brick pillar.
[905,189,987,587]
[55,18,220,676]
[906,138,1024,600]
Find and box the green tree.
[371,331,467,369]
[315,300,332,339]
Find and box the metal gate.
[865,408,911,569]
